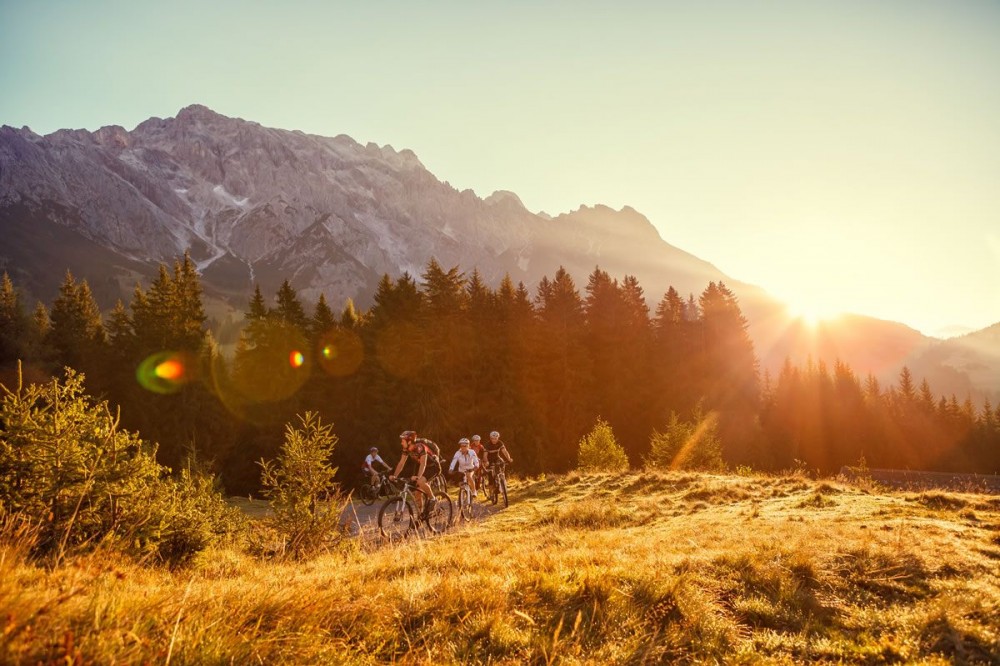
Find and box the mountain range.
[1,105,997,400]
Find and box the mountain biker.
[363,446,390,487]
[482,430,513,488]
[482,430,513,467]
[389,430,441,517]
[469,435,486,490]
[448,437,480,496]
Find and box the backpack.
[417,437,441,462]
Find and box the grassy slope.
[3,471,1000,664]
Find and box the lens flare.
[316,328,364,377]
[137,351,194,394]
[205,324,311,421]
[155,359,185,381]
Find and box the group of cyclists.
[362,430,513,517]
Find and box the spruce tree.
[577,417,629,472]
[534,267,590,471]
[275,280,309,332]
[311,293,337,340]
[48,272,106,379]
[0,273,29,364]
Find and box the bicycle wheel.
[432,474,447,496]
[499,474,508,508]
[488,475,498,505]
[459,486,473,521]
[378,497,417,542]
[360,483,377,506]
[426,494,453,534]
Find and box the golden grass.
[3,471,999,664]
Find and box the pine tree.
[653,286,696,415]
[534,267,590,471]
[311,293,337,340]
[897,367,916,403]
[275,280,309,332]
[48,272,106,377]
[419,258,470,435]
[258,412,342,557]
[577,417,629,472]
[0,273,29,364]
[696,282,759,463]
[647,408,723,471]
[174,252,207,350]
[339,297,360,329]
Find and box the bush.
[0,366,238,564]
[258,411,345,557]
[577,417,629,472]
[647,407,724,472]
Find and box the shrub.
[646,408,724,472]
[577,417,629,472]
[258,411,345,557]
[0,366,238,564]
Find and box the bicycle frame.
[378,478,453,539]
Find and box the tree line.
[2,256,998,493]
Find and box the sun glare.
[785,300,843,328]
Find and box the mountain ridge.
[2,104,998,399]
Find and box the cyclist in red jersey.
[389,430,440,516]
[469,435,487,493]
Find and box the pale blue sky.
[3,1,999,335]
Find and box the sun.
[783,298,844,328]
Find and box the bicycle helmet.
[400,430,416,442]
[459,437,470,446]
[370,446,378,453]
[490,431,500,439]
[472,434,481,442]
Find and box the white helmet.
[472,434,481,442]
[459,437,470,446]
[490,431,500,438]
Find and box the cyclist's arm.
[501,445,513,463]
[390,455,406,479]
[416,453,428,479]
[448,451,460,473]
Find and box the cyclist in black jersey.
[482,430,513,476]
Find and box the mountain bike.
[431,469,448,497]
[493,461,509,508]
[377,479,453,541]
[484,465,497,505]
[360,471,395,506]
[456,472,475,521]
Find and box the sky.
[2,0,999,337]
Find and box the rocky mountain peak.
[484,190,526,210]
[175,104,230,126]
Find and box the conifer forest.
[2,256,998,495]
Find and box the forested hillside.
[2,257,999,494]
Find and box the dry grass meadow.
[3,470,1000,664]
